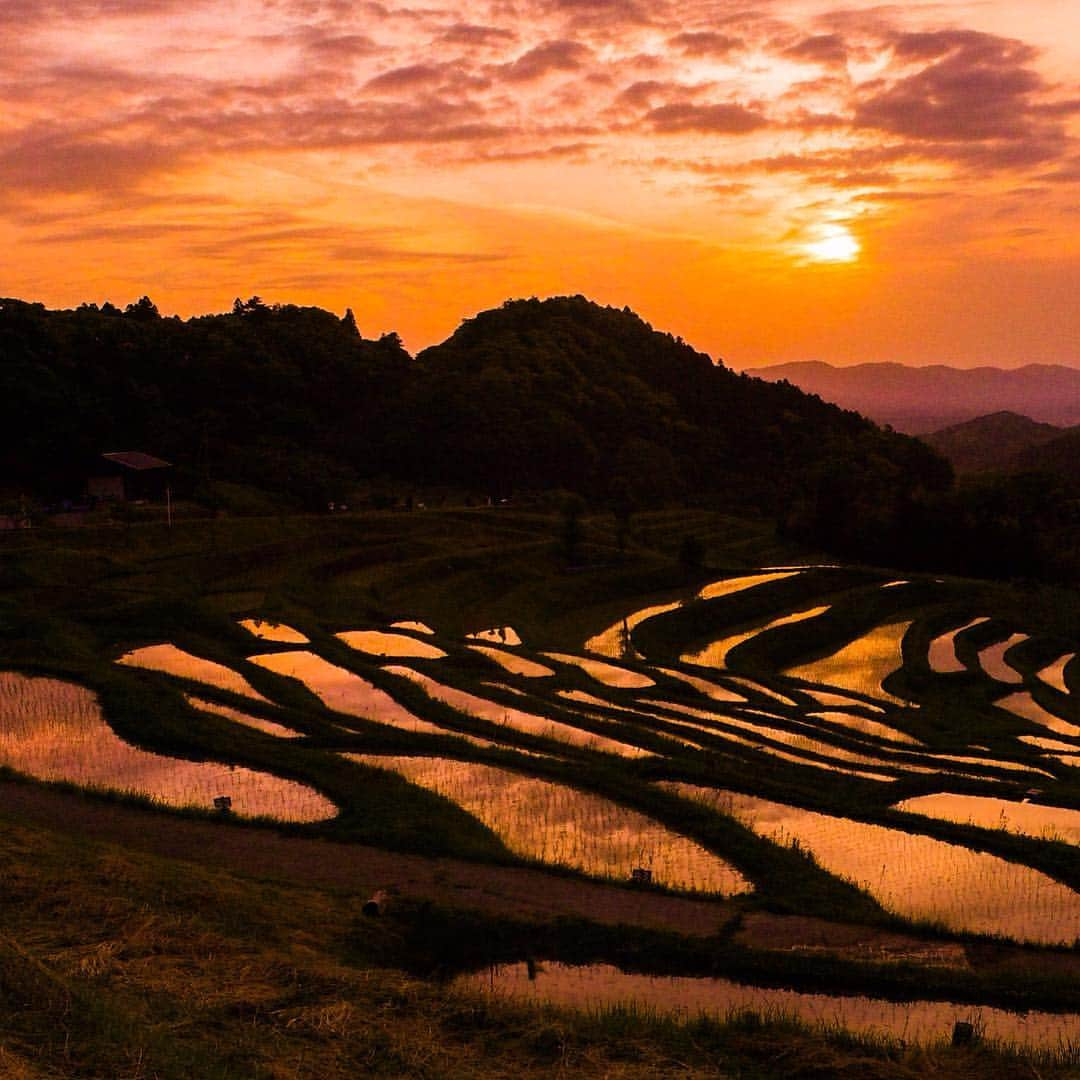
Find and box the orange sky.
[3,0,1079,366]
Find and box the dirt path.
[0,780,733,935]
[5,780,1078,985]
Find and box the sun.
[803,223,861,263]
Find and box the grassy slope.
[2,813,1075,1080]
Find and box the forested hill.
[0,293,948,520]
[0,296,411,504]
[404,296,949,512]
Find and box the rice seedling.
[467,645,555,678]
[116,644,269,702]
[927,618,991,674]
[344,755,751,894]
[458,961,1080,1051]
[0,672,335,822]
[238,619,309,643]
[335,630,447,659]
[541,653,656,690]
[784,622,914,706]
[661,783,1080,945]
[681,606,831,669]
[894,794,1080,845]
[382,667,652,757]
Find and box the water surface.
[661,782,1080,945]
[117,644,270,702]
[0,672,334,822]
[459,961,1079,1051]
[346,755,750,894]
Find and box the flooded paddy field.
[0,672,335,821]
[345,754,751,893]
[6,512,1080,1057]
[459,961,1080,1052]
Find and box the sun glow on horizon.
[802,224,861,264]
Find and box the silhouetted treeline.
[2,292,1076,582]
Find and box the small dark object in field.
[952,1021,976,1046]
[630,868,652,884]
[213,795,232,814]
[363,890,391,917]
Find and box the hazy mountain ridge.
[920,412,1068,473]
[745,361,1080,433]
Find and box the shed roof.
[101,451,172,471]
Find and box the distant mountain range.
[743,361,1080,433]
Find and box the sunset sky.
[3,0,1079,366]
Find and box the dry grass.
[1,816,1076,1080]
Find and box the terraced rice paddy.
[661,783,1080,945]
[117,644,269,702]
[895,794,1080,845]
[239,619,309,643]
[336,630,447,659]
[1020,735,1080,753]
[344,755,751,894]
[185,695,304,738]
[800,689,886,713]
[656,668,746,703]
[390,621,435,635]
[801,711,923,747]
[979,634,1030,684]
[638,699,914,774]
[467,645,555,678]
[460,961,1080,1051]
[0,672,335,821]
[682,606,831,669]
[541,653,656,690]
[248,651,485,742]
[697,571,800,601]
[997,692,1080,739]
[584,601,682,659]
[1038,653,1076,694]
[928,618,991,674]
[384,668,651,757]
[784,622,913,706]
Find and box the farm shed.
[87,451,172,502]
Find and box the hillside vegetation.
[5,293,1080,582]
[922,412,1067,474]
[0,294,945,514]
